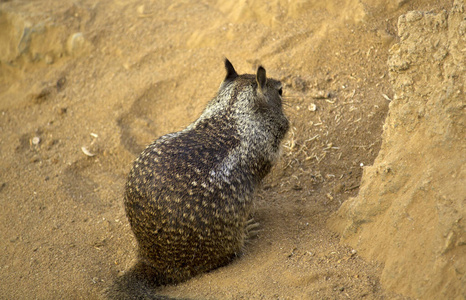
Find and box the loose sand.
[0,0,457,299]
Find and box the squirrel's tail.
[104,261,182,300]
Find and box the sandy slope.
[0,0,454,299]
[330,3,465,298]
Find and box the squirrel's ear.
[224,58,238,81]
[256,66,267,91]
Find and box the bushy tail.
[104,261,185,300]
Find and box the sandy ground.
[0,0,454,299]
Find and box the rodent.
[106,59,289,299]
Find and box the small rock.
[310,89,331,99]
[137,5,146,15]
[31,136,41,145]
[67,32,88,55]
[405,11,423,23]
[81,146,96,157]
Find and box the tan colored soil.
[329,2,465,299]
[0,0,459,299]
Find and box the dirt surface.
[0,0,456,299]
[330,2,465,299]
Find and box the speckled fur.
[119,59,288,293]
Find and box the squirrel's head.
[222,58,283,110]
[219,58,289,140]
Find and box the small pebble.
[310,89,331,99]
[32,136,41,145]
[405,11,423,23]
[137,5,145,15]
[81,146,95,157]
[67,32,87,54]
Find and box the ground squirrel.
[107,59,289,299]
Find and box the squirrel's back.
[106,59,289,299]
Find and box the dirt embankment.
[330,1,465,299]
[0,0,459,299]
